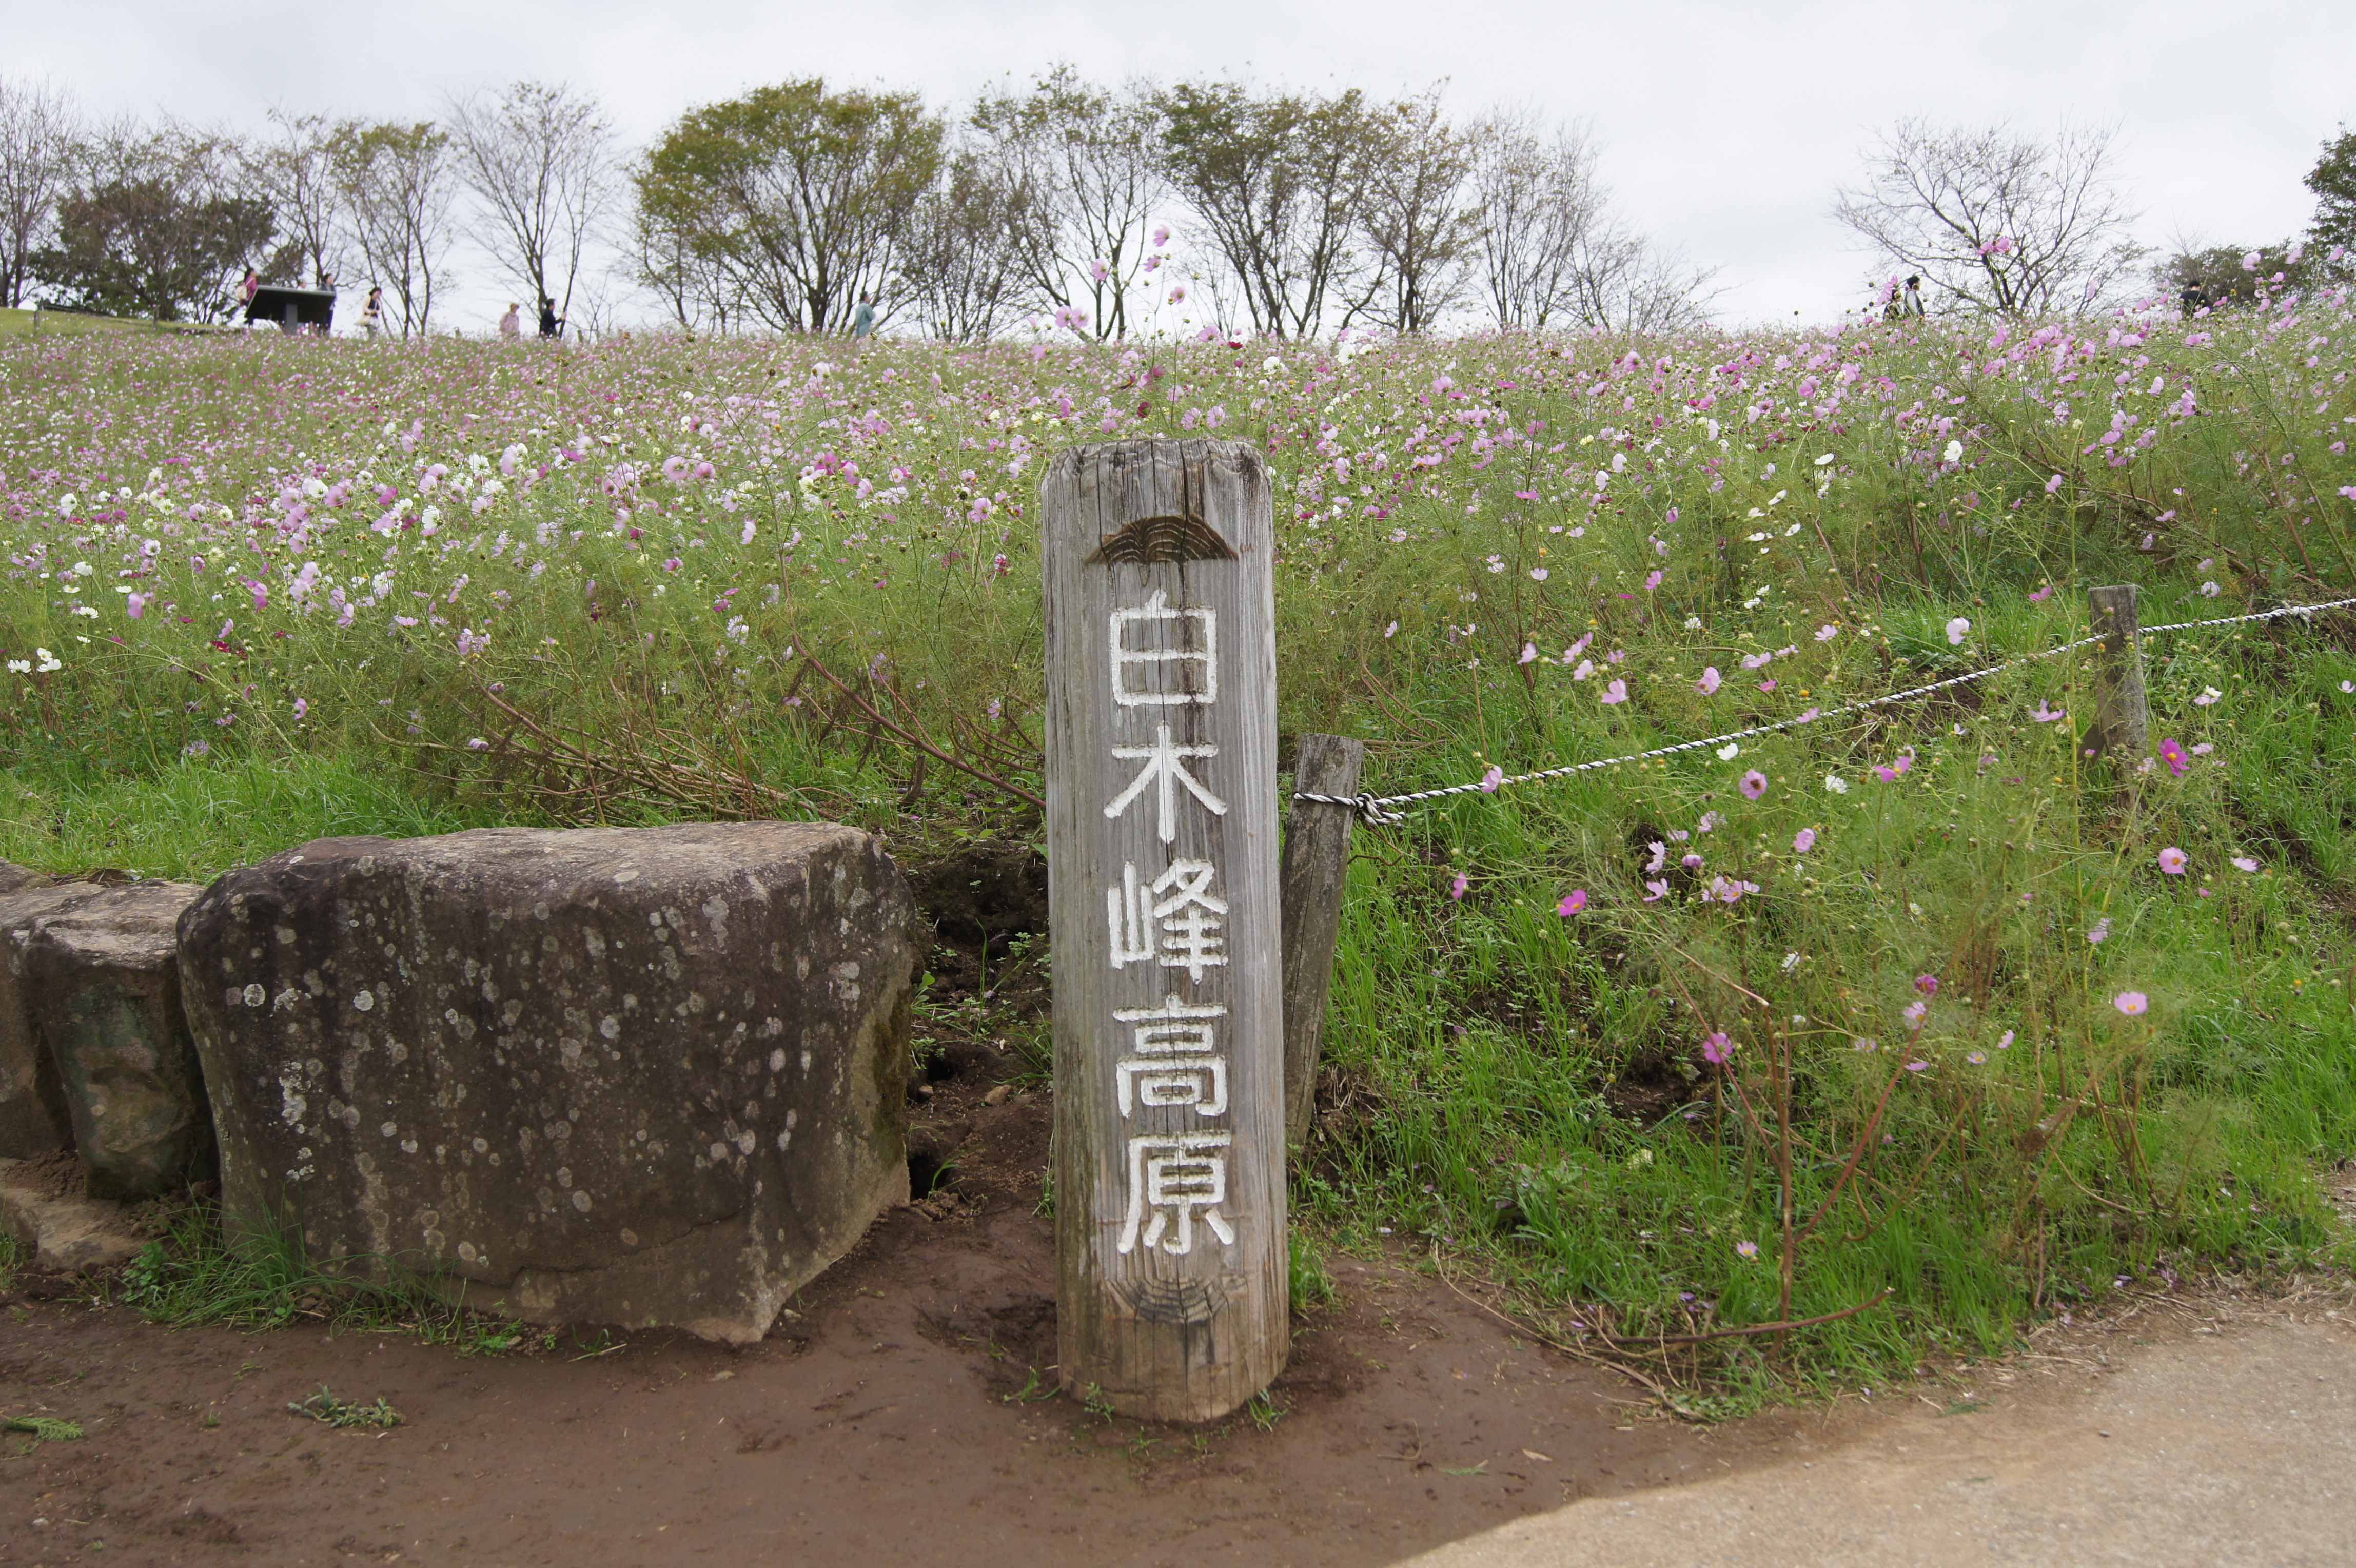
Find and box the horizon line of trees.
[2,68,2351,341]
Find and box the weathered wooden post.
[1279,733,1363,1149]
[1042,438,1286,1421]
[2087,584,2148,762]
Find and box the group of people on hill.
[229,274,889,339]
[497,299,567,339]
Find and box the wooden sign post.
[1042,438,1286,1422]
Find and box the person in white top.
[499,303,521,339]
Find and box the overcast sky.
[17,0,2351,334]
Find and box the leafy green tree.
[637,80,943,335]
[2159,243,2318,312]
[30,127,279,321]
[1156,81,1382,339]
[2305,125,2355,277]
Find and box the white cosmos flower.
[1717,742,1741,760]
[1942,439,1964,463]
[1825,773,1850,794]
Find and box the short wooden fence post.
[1041,438,1286,1422]
[1279,733,1363,1150]
[2087,584,2148,763]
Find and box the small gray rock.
[2,877,105,1160]
[21,882,211,1199]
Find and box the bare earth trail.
[1411,1287,2356,1568]
[3,1081,2351,1567]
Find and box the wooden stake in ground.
[1279,733,1363,1150]
[2087,584,2148,763]
[1041,437,1286,1422]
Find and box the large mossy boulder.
[16,879,210,1195]
[176,823,917,1345]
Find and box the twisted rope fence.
[1294,593,2356,827]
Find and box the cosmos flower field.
[5,295,2355,1385]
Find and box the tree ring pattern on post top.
[1088,513,1240,565]
[1112,1273,1236,1325]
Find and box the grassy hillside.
[5,300,2353,1393]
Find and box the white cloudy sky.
[18,0,2350,332]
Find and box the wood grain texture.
[1279,733,1363,1150]
[1042,438,1287,1422]
[2088,584,2148,762]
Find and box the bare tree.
[1359,88,1479,334]
[971,67,1163,338]
[899,151,1034,341]
[0,75,80,308]
[1559,227,1720,333]
[331,121,459,336]
[1833,119,2147,316]
[244,108,341,287]
[1471,109,1600,329]
[443,82,611,323]
[1468,111,1715,333]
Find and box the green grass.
[5,303,2354,1392]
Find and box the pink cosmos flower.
[2029,583,2055,602]
[1644,841,1667,873]
[1480,765,1505,792]
[2115,991,2149,1016]
[1600,679,1627,705]
[1905,1060,1929,1073]
[1518,642,1538,664]
[1815,623,1839,641]
[2030,700,2067,723]
[2158,846,2188,875]
[1558,889,1588,916]
[1853,1036,1878,1052]
[1701,1032,1731,1064]
[1793,827,1816,853]
[1696,667,1722,695]
[1916,973,1938,996]
[2231,856,2259,872]
[2087,916,2111,944]
[2158,738,2188,777]
[292,698,308,719]
[1740,769,1768,800]
[1946,617,1971,645]
[1643,879,1669,902]
[1735,1239,1759,1258]
[1449,872,1468,900]
[1644,570,1663,591]
[126,592,147,619]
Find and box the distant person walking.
[538,297,563,339]
[360,286,385,340]
[499,302,521,339]
[850,293,875,339]
[1902,276,1927,318]
[240,268,260,308]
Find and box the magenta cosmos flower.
[2115,991,2149,1016]
[1740,769,1768,800]
[1557,889,1587,916]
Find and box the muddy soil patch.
[0,1064,1821,1567]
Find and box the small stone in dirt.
[984,1085,1013,1106]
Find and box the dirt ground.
[0,1067,1845,1568]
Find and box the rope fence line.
[1294,593,2356,827]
